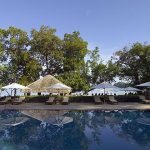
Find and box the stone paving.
[0,102,150,110]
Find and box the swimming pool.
[0,109,150,150]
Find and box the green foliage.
[30,26,63,75]
[0,26,149,92]
[114,43,150,85]
[58,72,90,92]
[62,31,89,72]
[57,31,90,91]
[0,27,42,85]
[87,47,118,85]
[0,29,7,62]
[105,60,119,82]
[88,47,101,69]
[0,64,8,86]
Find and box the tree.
[62,31,89,72]
[58,31,90,91]
[0,64,8,86]
[88,47,100,69]
[91,63,106,84]
[114,43,150,85]
[105,60,119,82]
[87,47,101,84]
[0,28,8,62]
[0,27,41,85]
[86,46,119,84]
[58,72,90,92]
[30,26,63,76]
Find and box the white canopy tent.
[92,82,120,95]
[47,83,71,94]
[122,87,142,92]
[1,83,30,96]
[136,81,150,87]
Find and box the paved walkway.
[0,103,150,110]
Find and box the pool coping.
[0,102,150,111]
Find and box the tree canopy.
[0,26,149,90]
[114,43,150,85]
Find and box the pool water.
[0,110,150,150]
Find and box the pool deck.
[0,103,150,110]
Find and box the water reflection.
[0,110,149,150]
[21,110,73,126]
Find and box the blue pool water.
[0,110,150,150]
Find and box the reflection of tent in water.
[136,118,150,126]
[46,116,73,126]
[21,110,73,126]
[104,116,121,125]
[0,117,29,127]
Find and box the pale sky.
[0,0,150,61]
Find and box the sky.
[0,0,150,61]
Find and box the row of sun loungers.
[45,96,69,105]
[94,95,118,105]
[94,95,150,104]
[0,95,149,105]
[12,97,26,105]
[0,96,69,105]
[0,96,26,105]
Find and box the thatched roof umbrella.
[25,75,61,93]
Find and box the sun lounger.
[139,95,150,104]
[62,96,69,105]
[94,96,103,104]
[54,96,63,104]
[45,97,55,105]
[107,96,118,104]
[0,97,11,105]
[12,97,26,105]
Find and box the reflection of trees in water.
[105,110,150,149]
[68,110,103,147]
[0,110,150,150]
[0,110,93,150]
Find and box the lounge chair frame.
[107,96,118,104]
[94,96,103,104]
[12,97,26,105]
[0,97,11,105]
[45,97,55,105]
[61,96,69,105]
[139,95,150,104]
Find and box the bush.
[69,96,94,103]
[25,95,141,103]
